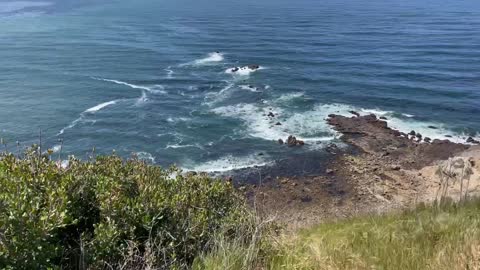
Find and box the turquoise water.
[1,0,479,173]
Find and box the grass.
[195,199,480,270]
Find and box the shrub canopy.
[0,148,246,269]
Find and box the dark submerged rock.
[467,137,480,144]
[349,111,360,117]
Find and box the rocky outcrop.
[327,114,468,169]
[467,137,480,144]
[286,135,305,147]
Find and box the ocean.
[1,0,479,175]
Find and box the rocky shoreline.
[238,113,480,228]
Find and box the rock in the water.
[286,135,304,147]
[349,111,360,117]
[428,126,438,129]
[287,135,297,147]
[424,137,432,143]
[278,139,284,144]
[416,133,423,141]
[326,143,338,154]
[267,112,275,117]
[275,122,282,126]
[409,130,416,136]
[249,65,260,70]
[467,137,480,144]
[380,116,388,120]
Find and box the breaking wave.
[182,153,272,173]
[211,102,474,146]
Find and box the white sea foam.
[165,143,202,149]
[239,85,261,92]
[225,66,264,76]
[58,117,83,135]
[203,82,235,106]
[210,102,463,148]
[180,52,224,67]
[50,144,62,153]
[93,77,166,94]
[183,154,272,173]
[167,117,191,123]
[275,92,305,103]
[135,151,156,163]
[85,100,117,113]
[165,66,174,78]
[135,91,148,106]
[384,118,469,143]
[58,99,119,135]
[360,108,392,116]
[357,107,469,143]
[212,103,347,143]
[193,52,224,65]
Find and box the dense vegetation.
[0,147,250,269]
[1,146,479,270]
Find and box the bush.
[0,147,248,269]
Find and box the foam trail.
[85,100,117,113]
[165,143,202,149]
[135,91,148,106]
[93,77,166,94]
[58,99,119,135]
[58,117,83,135]
[181,52,224,66]
[275,92,305,103]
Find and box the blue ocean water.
[1,0,479,173]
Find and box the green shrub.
[0,148,248,269]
